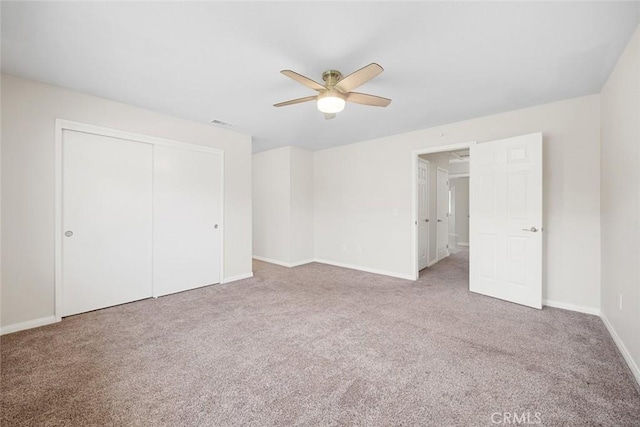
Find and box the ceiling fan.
[274,63,391,120]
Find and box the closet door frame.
[54,119,225,322]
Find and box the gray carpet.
[2,251,639,426]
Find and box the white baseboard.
[221,272,253,284]
[1,316,58,336]
[458,242,469,247]
[290,258,315,267]
[601,312,640,387]
[313,258,413,281]
[543,299,600,316]
[252,256,314,268]
[253,255,290,267]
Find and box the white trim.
[55,119,225,318]
[413,141,477,157]
[55,120,64,321]
[221,272,254,284]
[601,313,640,387]
[1,316,59,336]
[252,256,293,267]
[449,158,469,164]
[218,151,226,287]
[290,259,315,267]
[55,120,224,155]
[417,157,430,271]
[252,256,314,268]
[436,166,450,264]
[449,173,470,178]
[458,242,469,247]
[313,258,413,281]
[411,141,477,280]
[543,299,600,316]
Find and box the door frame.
[436,166,450,262]
[417,158,430,271]
[54,119,225,321]
[411,141,476,280]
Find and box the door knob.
[64,231,73,237]
[213,224,219,229]
[424,219,429,223]
[437,219,443,223]
[522,227,538,232]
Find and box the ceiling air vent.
[210,119,234,129]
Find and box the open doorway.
[411,133,544,309]
[411,142,476,280]
[448,147,470,256]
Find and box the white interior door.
[436,167,449,261]
[469,133,543,309]
[153,145,222,297]
[417,158,429,270]
[62,130,153,316]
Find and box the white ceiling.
[2,2,638,153]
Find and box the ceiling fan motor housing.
[322,70,343,87]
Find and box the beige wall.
[1,74,253,329]
[600,25,640,383]
[252,146,313,266]
[315,94,601,312]
[290,147,314,263]
[253,147,292,263]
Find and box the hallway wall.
[452,177,470,246]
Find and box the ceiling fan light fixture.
[317,90,346,114]
[275,64,390,115]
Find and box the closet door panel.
[62,130,153,316]
[153,146,222,297]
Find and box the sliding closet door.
[153,145,222,297]
[62,130,153,317]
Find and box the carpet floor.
[2,251,639,426]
